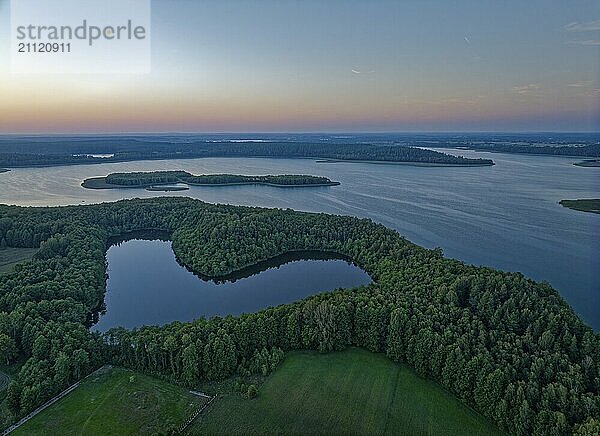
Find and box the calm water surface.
[93,239,371,332]
[1,150,598,328]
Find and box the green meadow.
[190,348,500,435]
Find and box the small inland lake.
[93,239,371,332]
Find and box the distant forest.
[0,198,597,434]
[0,140,494,167]
[1,133,598,167]
[367,133,600,157]
[431,142,600,157]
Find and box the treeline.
[102,171,338,187]
[0,153,104,167]
[0,198,597,434]
[559,199,600,214]
[0,141,494,168]
[106,171,187,186]
[398,133,600,157]
[184,174,337,186]
[432,143,600,157]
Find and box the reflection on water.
[93,239,371,332]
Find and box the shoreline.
[559,199,600,214]
[145,186,190,192]
[315,159,494,167]
[428,146,600,160]
[82,176,340,190]
[103,230,370,284]
[573,159,600,167]
[1,153,494,169]
[176,248,370,284]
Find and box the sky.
[0,0,598,133]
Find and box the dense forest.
[1,134,598,165]
[0,141,494,168]
[0,198,597,434]
[389,133,600,157]
[83,171,339,189]
[431,143,600,157]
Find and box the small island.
[573,159,600,167]
[559,199,600,214]
[0,168,8,173]
[82,171,341,190]
[145,184,190,192]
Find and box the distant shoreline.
[315,159,494,167]
[559,199,600,214]
[0,140,495,168]
[573,159,600,167]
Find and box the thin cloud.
[564,20,600,32]
[567,81,593,87]
[568,39,600,46]
[351,69,376,74]
[433,97,476,105]
[582,89,600,97]
[566,82,600,97]
[511,83,542,96]
[413,95,484,105]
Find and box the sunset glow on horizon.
[0,0,598,133]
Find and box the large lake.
[0,150,598,328]
[94,239,371,332]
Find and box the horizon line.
[0,130,599,136]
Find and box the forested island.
[559,199,600,214]
[0,140,494,168]
[574,159,600,167]
[82,171,340,190]
[0,197,597,434]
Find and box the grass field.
[0,247,38,274]
[189,348,500,435]
[9,349,499,435]
[13,368,207,435]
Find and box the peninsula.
[573,159,600,167]
[82,171,340,190]
[0,140,495,168]
[559,199,600,214]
